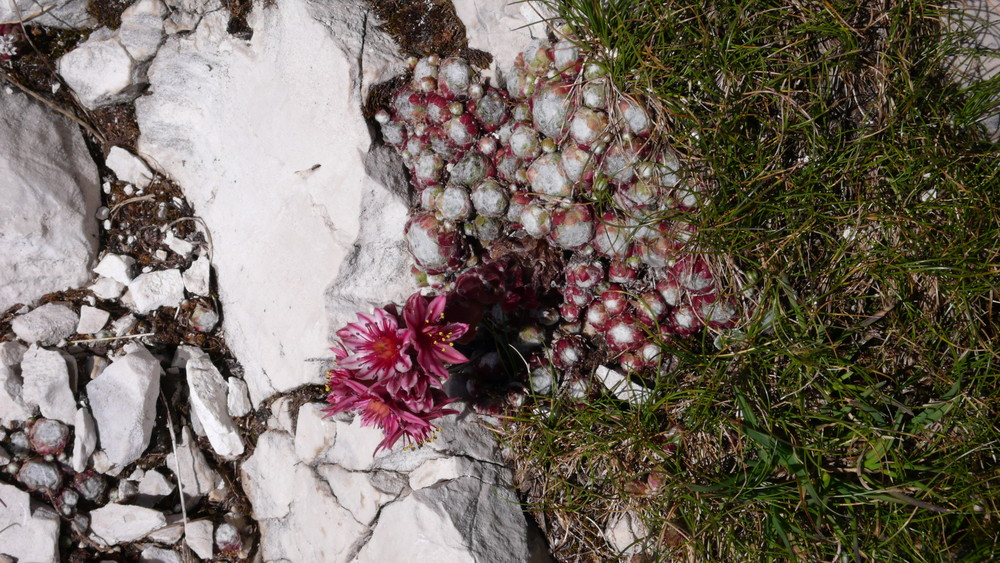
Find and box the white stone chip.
[181,255,211,297]
[187,355,244,458]
[128,269,185,313]
[20,345,77,425]
[11,303,79,346]
[140,546,181,563]
[112,313,139,336]
[163,231,195,258]
[0,483,60,563]
[89,503,167,546]
[146,516,185,544]
[76,305,111,334]
[227,377,252,418]
[605,511,650,556]
[106,147,154,189]
[138,469,176,501]
[90,277,126,300]
[93,253,136,284]
[293,402,335,464]
[118,0,167,62]
[595,365,653,404]
[185,519,215,560]
[71,407,98,472]
[87,346,162,468]
[57,30,144,109]
[165,426,222,510]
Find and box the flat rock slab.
[89,503,168,545]
[0,89,99,311]
[11,303,79,346]
[135,0,407,405]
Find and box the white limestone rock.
[0,89,99,311]
[112,313,139,336]
[138,469,176,505]
[605,511,650,556]
[0,0,93,29]
[185,519,215,560]
[89,503,167,546]
[356,476,540,563]
[93,253,136,284]
[140,546,181,563]
[106,147,154,189]
[0,341,26,367]
[186,355,244,458]
[119,0,167,62]
[226,377,252,417]
[76,305,111,335]
[71,407,98,472]
[91,277,127,300]
[181,254,210,296]
[0,483,60,563]
[11,303,79,346]
[128,269,186,313]
[163,231,194,258]
[452,0,552,81]
[316,464,397,525]
[595,365,653,404]
[87,346,162,468]
[293,401,336,464]
[241,430,367,562]
[161,0,221,34]
[57,29,145,110]
[20,345,77,424]
[0,364,36,426]
[164,425,222,509]
[135,0,407,406]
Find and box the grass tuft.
[499,1,1000,560]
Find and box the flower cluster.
[323,292,469,452]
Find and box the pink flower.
[336,308,412,380]
[403,293,469,379]
[324,374,456,453]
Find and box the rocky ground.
[0,0,559,561]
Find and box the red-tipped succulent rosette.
[549,205,594,250]
[404,212,466,274]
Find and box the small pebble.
[95,206,110,220]
[123,184,134,196]
[102,182,111,194]
[103,219,112,230]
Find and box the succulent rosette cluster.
[0,23,23,60]
[323,293,470,452]
[377,34,740,402]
